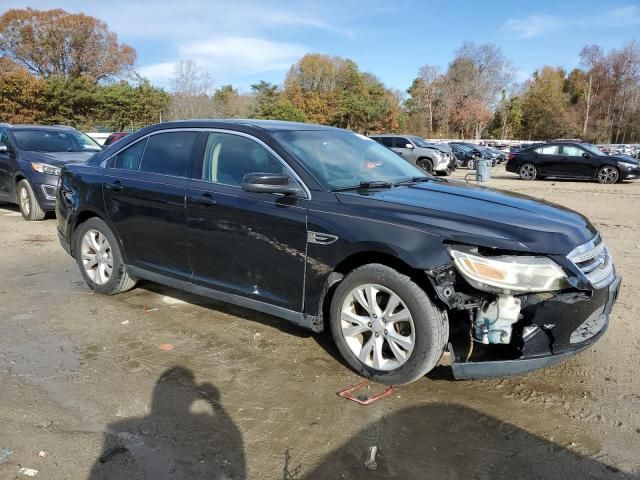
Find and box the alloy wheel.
[519,163,537,180]
[80,229,113,285]
[598,166,619,184]
[340,283,415,371]
[19,187,30,216]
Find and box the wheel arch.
[69,209,127,262]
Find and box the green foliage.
[250,81,307,122]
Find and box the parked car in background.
[506,141,640,184]
[449,142,487,169]
[0,123,101,220]
[369,135,452,175]
[103,132,129,146]
[56,120,620,384]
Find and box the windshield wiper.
[392,176,435,186]
[332,180,395,192]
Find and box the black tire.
[330,264,448,385]
[74,217,137,295]
[417,158,433,174]
[16,179,46,221]
[518,163,537,180]
[597,166,620,184]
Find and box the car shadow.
[88,366,245,480]
[303,402,639,480]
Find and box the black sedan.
[57,120,620,384]
[506,141,640,184]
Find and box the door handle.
[105,181,123,191]
[191,193,216,206]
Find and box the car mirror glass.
[405,144,414,149]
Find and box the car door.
[531,145,562,175]
[102,130,198,281]
[558,144,595,178]
[392,137,416,163]
[0,131,15,200]
[186,130,308,311]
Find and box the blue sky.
[4,1,640,93]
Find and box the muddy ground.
[0,165,639,479]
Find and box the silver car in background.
[369,134,454,175]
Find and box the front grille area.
[567,235,615,289]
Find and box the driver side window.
[202,132,284,187]
[561,145,583,157]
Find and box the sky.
[3,0,640,93]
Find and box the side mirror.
[242,173,301,196]
[582,152,590,159]
[405,143,414,149]
[0,144,8,153]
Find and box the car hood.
[21,150,97,166]
[609,154,639,164]
[336,180,596,255]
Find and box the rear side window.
[140,131,198,177]
[376,137,394,147]
[535,145,559,155]
[110,139,146,170]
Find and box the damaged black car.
[56,120,621,384]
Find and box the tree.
[0,58,46,123]
[250,81,306,122]
[168,60,213,120]
[0,8,135,80]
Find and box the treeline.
[1,8,639,142]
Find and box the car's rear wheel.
[466,158,475,169]
[17,180,46,221]
[330,264,448,385]
[74,217,136,295]
[519,163,537,180]
[417,158,433,174]
[597,166,619,184]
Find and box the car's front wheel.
[330,264,448,385]
[466,158,475,169]
[519,163,537,180]
[17,180,46,221]
[597,166,619,184]
[417,158,433,174]
[74,217,137,295]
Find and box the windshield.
[273,129,426,190]
[12,129,102,153]
[581,143,605,156]
[408,136,431,148]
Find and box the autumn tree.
[0,57,46,123]
[249,81,307,122]
[0,8,135,80]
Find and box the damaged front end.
[427,235,621,379]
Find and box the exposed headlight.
[449,249,569,293]
[31,162,61,176]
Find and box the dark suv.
[56,120,621,384]
[0,124,101,220]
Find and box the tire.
[17,180,46,221]
[330,264,448,385]
[417,158,433,174]
[519,163,537,181]
[74,217,137,295]
[466,158,475,169]
[597,166,619,184]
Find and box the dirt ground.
[0,165,639,479]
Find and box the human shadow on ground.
[88,366,245,480]
[304,403,639,480]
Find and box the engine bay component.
[474,295,522,344]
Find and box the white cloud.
[139,37,308,87]
[503,15,561,38]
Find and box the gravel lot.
[0,164,639,479]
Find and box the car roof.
[1,123,77,131]
[147,119,339,133]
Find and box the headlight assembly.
[31,162,61,176]
[449,248,569,293]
